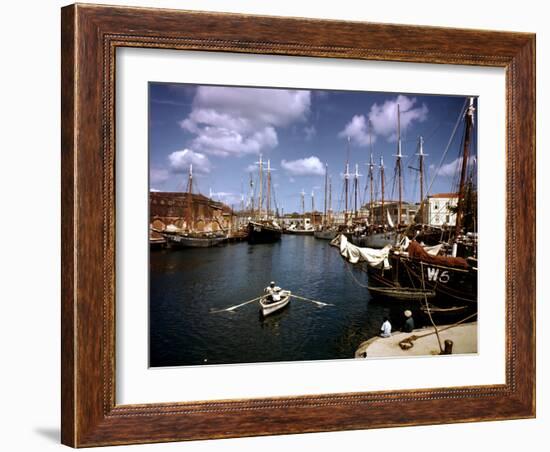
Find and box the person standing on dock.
[402,310,415,332]
[380,317,392,338]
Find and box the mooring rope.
[342,260,371,288]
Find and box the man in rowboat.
[265,281,282,304]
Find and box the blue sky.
[149,83,477,214]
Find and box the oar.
[291,294,334,307]
[210,295,263,313]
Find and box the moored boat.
[247,220,282,244]
[163,231,226,248]
[366,241,477,304]
[246,156,282,244]
[314,228,338,240]
[259,290,292,316]
[353,230,398,248]
[158,164,229,249]
[284,224,314,235]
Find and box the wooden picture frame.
[61,3,536,447]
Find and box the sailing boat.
[355,114,402,249]
[364,97,478,303]
[315,165,338,240]
[247,156,282,244]
[285,189,315,235]
[162,164,228,248]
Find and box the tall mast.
[455,97,475,235]
[344,162,350,223]
[248,173,255,215]
[354,163,361,219]
[328,174,332,224]
[301,189,306,222]
[368,120,376,225]
[311,190,315,226]
[416,136,427,222]
[257,154,263,219]
[344,136,351,224]
[266,159,271,219]
[380,156,385,225]
[186,164,194,231]
[394,104,406,226]
[323,163,328,227]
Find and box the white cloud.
[180,86,311,157]
[149,188,161,192]
[431,156,476,177]
[209,191,243,206]
[281,156,325,176]
[368,95,428,142]
[168,149,212,174]
[338,115,374,146]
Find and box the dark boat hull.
[284,229,314,235]
[367,254,477,304]
[247,222,282,244]
[164,233,226,248]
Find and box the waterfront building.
[149,191,233,232]
[422,193,459,227]
[368,201,419,226]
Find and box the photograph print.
[148,82,478,367]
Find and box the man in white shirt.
[380,317,392,338]
[265,281,282,303]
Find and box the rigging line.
[403,260,419,289]
[407,312,478,341]
[425,98,469,196]
[420,262,444,352]
[342,260,371,288]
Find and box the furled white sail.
[423,244,443,256]
[331,234,391,269]
[398,236,442,256]
[387,210,395,228]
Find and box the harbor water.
[150,235,427,367]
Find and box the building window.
[446,214,450,223]
[434,202,439,210]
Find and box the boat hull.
[164,233,226,248]
[259,291,291,316]
[247,222,282,244]
[284,229,314,235]
[314,229,338,240]
[367,254,477,304]
[352,231,398,248]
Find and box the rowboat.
[259,290,291,317]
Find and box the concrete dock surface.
[355,322,477,358]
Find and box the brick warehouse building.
[149,191,233,233]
